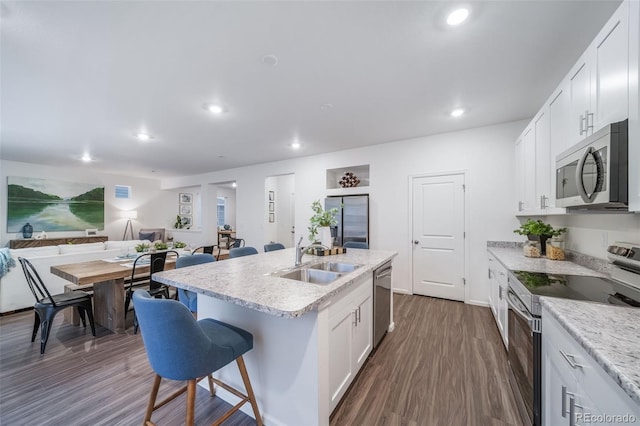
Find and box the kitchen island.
[153,247,396,426]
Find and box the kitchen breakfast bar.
[153,248,396,426]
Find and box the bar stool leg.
[144,374,162,425]
[186,379,196,426]
[236,356,263,426]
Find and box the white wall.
[542,214,640,259]
[1,160,174,245]
[161,120,526,305]
[265,174,295,248]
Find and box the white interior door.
[412,173,465,301]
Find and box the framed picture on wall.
[180,216,192,227]
[179,193,192,203]
[269,213,275,223]
[269,202,274,212]
[268,191,275,201]
[179,204,193,215]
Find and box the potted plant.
[514,219,566,256]
[308,200,340,247]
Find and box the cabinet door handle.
[353,310,358,327]
[569,397,576,426]
[357,306,361,324]
[562,386,568,418]
[498,286,503,299]
[518,201,523,211]
[579,114,586,135]
[560,350,583,369]
[413,240,419,245]
[586,110,594,133]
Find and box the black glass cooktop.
[512,270,640,307]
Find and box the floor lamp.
[122,210,137,240]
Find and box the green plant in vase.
[308,200,340,245]
[514,219,567,256]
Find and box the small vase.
[319,227,333,248]
[21,223,33,239]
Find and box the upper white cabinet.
[629,0,639,212]
[566,2,629,146]
[516,0,636,214]
[592,2,629,130]
[515,108,560,214]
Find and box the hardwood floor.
[0,294,522,425]
[330,294,523,426]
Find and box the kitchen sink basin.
[279,268,341,284]
[309,262,360,273]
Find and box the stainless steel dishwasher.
[373,261,392,349]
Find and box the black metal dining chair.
[124,250,179,334]
[18,257,96,354]
[192,245,221,260]
[228,238,245,249]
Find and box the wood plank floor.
[0,294,522,425]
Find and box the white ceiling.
[0,0,622,179]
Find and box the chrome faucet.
[295,237,329,267]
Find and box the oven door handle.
[506,289,541,333]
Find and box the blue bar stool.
[133,290,262,425]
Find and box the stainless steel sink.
[279,268,341,284]
[309,262,360,273]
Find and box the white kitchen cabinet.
[515,108,561,215]
[629,0,640,212]
[328,275,373,412]
[542,307,640,426]
[487,252,508,348]
[564,1,630,146]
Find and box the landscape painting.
[7,177,104,232]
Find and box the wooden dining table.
[51,255,177,333]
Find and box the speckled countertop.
[541,297,640,405]
[487,246,608,277]
[488,243,640,407]
[153,248,396,318]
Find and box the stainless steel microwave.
[555,119,628,210]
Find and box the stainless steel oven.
[506,283,541,426]
[506,260,640,426]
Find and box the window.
[217,197,226,227]
[115,185,131,199]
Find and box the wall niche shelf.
[326,165,370,190]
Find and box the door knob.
[413,240,419,245]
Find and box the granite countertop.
[487,246,608,278]
[541,297,640,405]
[153,248,396,318]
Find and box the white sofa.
[0,240,148,314]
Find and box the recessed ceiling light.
[136,132,153,141]
[81,153,92,162]
[262,54,279,66]
[447,8,469,26]
[451,108,465,117]
[205,103,224,114]
[291,141,301,149]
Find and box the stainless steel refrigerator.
[325,195,369,247]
